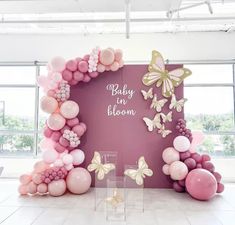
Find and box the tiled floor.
[0,179,234,225]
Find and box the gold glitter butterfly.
[106,188,124,208]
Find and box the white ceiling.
[0,0,234,34]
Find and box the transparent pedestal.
[106,176,126,221]
[124,165,144,212]
[95,151,117,211]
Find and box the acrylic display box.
[124,165,144,212]
[106,176,126,221]
[95,151,117,211]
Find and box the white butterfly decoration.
[160,111,172,123]
[169,94,187,112]
[150,94,168,112]
[87,151,115,180]
[141,88,153,100]
[106,188,123,208]
[158,124,172,138]
[142,50,191,98]
[124,156,153,185]
[143,113,161,132]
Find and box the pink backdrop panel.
[70,64,184,188]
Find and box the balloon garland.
[18,47,124,196]
[162,119,225,200]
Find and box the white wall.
[0,32,234,62]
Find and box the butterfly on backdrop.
[169,94,187,112]
[124,156,153,185]
[150,94,168,112]
[142,50,191,98]
[87,151,115,180]
[143,113,161,132]
[141,88,153,100]
[158,124,172,138]
[160,111,172,123]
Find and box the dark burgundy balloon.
[201,154,211,162]
[178,179,186,187]
[184,158,197,170]
[213,171,222,183]
[173,181,185,193]
[202,161,215,173]
[196,163,202,168]
[217,183,225,193]
[180,151,191,161]
[191,153,202,163]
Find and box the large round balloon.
[40,96,58,114]
[47,113,66,131]
[60,101,79,119]
[162,147,180,164]
[66,167,91,194]
[185,169,217,201]
[169,161,188,180]
[173,136,190,152]
[48,179,66,197]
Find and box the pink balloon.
[191,153,202,163]
[162,164,170,175]
[32,173,43,185]
[202,161,215,173]
[79,122,87,131]
[189,131,205,153]
[37,76,48,87]
[213,172,222,183]
[89,71,99,78]
[97,64,106,73]
[73,71,84,81]
[184,158,196,170]
[34,161,49,173]
[59,137,70,147]
[62,154,73,165]
[48,179,66,197]
[54,143,66,153]
[202,154,211,162]
[180,151,191,161]
[50,56,66,72]
[72,125,85,137]
[66,168,91,194]
[169,161,188,180]
[43,127,53,138]
[68,79,78,86]
[110,61,119,71]
[100,49,115,66]
[83,74,91,82]
[114,49,123,61]
[47,89,56,97]
[67,118,79,127]
[78,61,88,73]
[178,179,185,187]
[62,69,73,81]
[70,149,85,166]
[173,136,191,152]
[18,184,28,195]
[51,131,61,142]
[39,138,55,151]
[60,101,79,119]
[37,183,48,194]
[173,181,185,193]
[27,182,37,195]
[42,149,58,164]
[83,54,90,61]
[196,163,203,169]
[60,125,71,134]
[40,96,58,114]
[162,147,180,164]
[217,183,224,193]
[54,159,64,167]
[47,113,66,131]
[19,174,32,185]
[186,169,217,201]
[66,59,77,72]
[51,72,62,83]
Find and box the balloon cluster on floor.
[18,47,124,197]
[162,119,224,201]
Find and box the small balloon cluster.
[162,119,224,201]
[18,47,124,197]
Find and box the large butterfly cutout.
[169,94,187,112]
[124,156,153,185]
[141,88,153,100]
[143,113,161,132]
[142,50,191,98]
[87,151,115,180]
[106,188,124,208]
[150,94,168,112]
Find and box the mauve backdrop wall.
[70,64,184,188]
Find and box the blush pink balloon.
[186,169,217,201]
[162,147,180,164]
[70,149,85,166]
[79,122,87,131]
[97,64,106,73]
[66,59,77,72]
[213,172,222,183]
[62,154,73,164]
[60,101,79,119]
[48,179,66,197]
[34,161,49,173]
[43,127,53,138]
[73,71,84,81]
[37,76,48,87]
[50,56,66,72]
[47,113,66,131]
[189,131,205,153]
[110,61,119,71]
[162,164,170,175]
[32,173,43,185]
[59,137,70,147]
[173,136,190,152]
[67,118,79,127]
[66,167,91,194]
[68,79,78,86]
[78,61,88,73]
[60,125,71,134]
[37,183,48,194]
[40,96,58,114]
[114,49,123,61]
[39,138,55,152]
[54,159,64,167]
[54,143,66,153]
[27,182,37,195]
[169,161,188,180]
[89,71,99,78]
[42,149,58,164]
[72,125,85,137]
[62,69,73,81]
[19,174,32,185]
[18,184,28,195]
[100,49,115,66]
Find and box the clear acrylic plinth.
[106,176,126,221]
[124,165,144,212]
[95,151,117,211]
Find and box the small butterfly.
[124,156,153,185]
[169,94,187,112]
[150,94,168,112]
[141,88,153,100]
[142,50,191,98]
[106,188,124,208]
[160,111,173,123]
[158,124,172,138]
[143,113,161,132]
[87,151,115,180]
